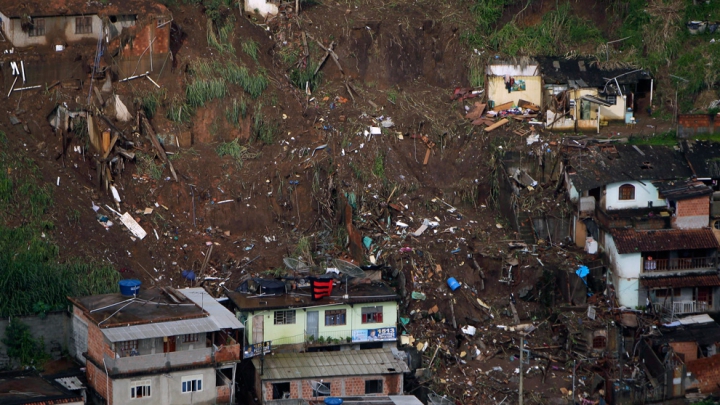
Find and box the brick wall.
[671,341,698,362]
[678,114,719,138]
[687,354,720,394]
[86,319,114,364]
[87,360,114,405]
[261,374,402,401]
[217,385,231,404]
[673,195,710,229]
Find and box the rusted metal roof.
[640,274,720,288]
[0,0,169,18]
[611,228,719,254]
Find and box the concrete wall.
[673,195,710,229]
[604,181,666,211]
[487,75,543,108]
[0,311,70,365]
[604,232,641,308]
[111,367,217,405]
[599,95,628,120]
[245,0,279,17]
[244,301,398,346]
[261,374,403,402]
[1,14,102,47]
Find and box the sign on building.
[352,327,397,342]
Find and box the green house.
[226,280,399,355]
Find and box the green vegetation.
[628,130,678,146]
[2,318,50,367]
[225,98,242,127]
[242,39,260,63]
[0,132,120,319]
[252,105,278,145]
[166,98,193,123]
[372,153,385,179]
[387,89,398,104]
[135,152,165,180]
[136,90,165,119]
[185,60,267,110]
[290,59,322,93]
[216,138,257,166]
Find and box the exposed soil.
[1,1,677,404]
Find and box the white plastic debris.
[461,325,477,336]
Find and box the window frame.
[365,379,383,394]
[361,306,383,324]
[181,333,199,343]
[655,288,681,298]
[75,16,93,34]
[130,380,151,399]
[181,375,203,393]
[274,310,296,325]
[618,184,635,201]
[324,309,347,326]
[272,382,291,400]
[592,336,607,349]
[118,340,138,353]
[28,18,45,37]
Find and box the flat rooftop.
[0,371,83,405]
[226,282,399,311]
[69,287,208,328]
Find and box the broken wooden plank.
[423,148,431,165]
[518,99,540,111]
[492,101,514,112]
[465,102,487,120]
[141,114,178,182]
[484,118,509,132]
[120,212,147,240]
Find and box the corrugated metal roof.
[611,228,719,254]
[180,288,244,330]
[252,348,409,381]
[101,316,219,342]
[640,274,720,288]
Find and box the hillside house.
[563,144,720,313]
[0,0,172,84]
[226,279,399,353]
[69,286,243,405]
[0,370,85,405]
[540,57,652,132]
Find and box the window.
[619,184,635,200]
[272,382,291,399]
[181,334,199,343]
[274,310,296,325]
[312,382,331,397]
[118,340,138,352]
[28,18,45,37]
[655,288,681,298]
[361,306,383,324]
[181,375,203,393]
[365,379,383,394]
[75,16,92,34]
[130,380,151,399]
[325,309,346,326]
[592,336,607,349]
[714,220,720,230]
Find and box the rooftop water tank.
[119,279,141,296]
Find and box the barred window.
[325,309,347,326]
[75,16,92,34]
[29,18,45,37]
[274,310,296,325]
[118,340,138,352]
[361,306,383,324]
[181,334,198,343]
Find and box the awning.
[580,95,613,107]
[640,274,720,289]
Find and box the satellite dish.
[332,258,366,278]
[309,380,331,396]
[283,257,311,273]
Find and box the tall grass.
[242,39,260,62]
[252,105,277,145]
[216,138,258,166]
[225,98,242,127]
[166,98,193,123]
[290,60,322,92]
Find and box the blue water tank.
[119,279,141,296]
[324,398,343,405]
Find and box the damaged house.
[485,60,543,111]
[564,144,720,314]
[0,0,172,85]
[540,58,652,132]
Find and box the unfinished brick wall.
[687,354,720,394]
[673,195,710,229]
[262,374,402,401]
[87,360,115,405]
[670,341,698,362]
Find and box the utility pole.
[519,333,524,405]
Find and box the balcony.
[652,300,710,315]
[644,257,716,273]
[104,347,212,375]
[595,205,671,230]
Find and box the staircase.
[516,211,537,245]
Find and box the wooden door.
[252,315,264,344]
[697,287,713,308]
[163,336,176,353]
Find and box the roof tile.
[611,228,719,254]
[640,274,720,288]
